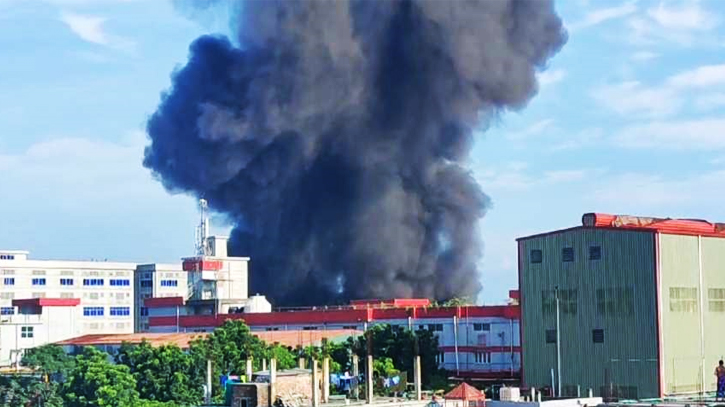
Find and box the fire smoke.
[144,0,566,306]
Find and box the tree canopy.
[62,347,140,407]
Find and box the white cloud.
[568,2,637,31]
[612,118,725,150]
[59,11,134,52]
[667,64,725,88]
[695,92,725,111]
[592,80,681,118]
[631,51,659,62]
[504,119,555,141]
[626,2,719,47]
[475,162,598,192]
[549,127,605,151]
[589,170,725,209]
[537,69,567,87]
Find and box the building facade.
[134,263,187,332]
[519,213,725,399]
[143,296,521,380]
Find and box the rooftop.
[517,212,725,241]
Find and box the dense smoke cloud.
[144,0,566,306]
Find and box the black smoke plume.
[144,0,566,306]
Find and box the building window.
[60,278,74,286]
[160,279,178,287]
[589,245,601,260]
[530,249,542,264]
[83,307,104,317]
[3,277,14,285]
[542,289,578,315]
[0,255,15,260]
[302,326,319,331]
[545,329,557,344]
[140,307,149,317]
[562,247,574,262]
[0,307,14,315]
[435,352,445,364]
[709,289,725,312]
[342,325,357,330]
[265,327,280,331]
[592,329,604,343]
[0,293,14,300]
[83,279,104,286]
[669,287,698,313]
[596,287,635,316]
[32,278,46,286]
[140,280,153,288]
[21,326,33,338]
[427,324,443,332]
[473,323,490,331]
[32,292,46,298]
[474,352,491,364]
[110,279,130,287]
[110,307,130,316]
[60,293,74,299]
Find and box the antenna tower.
[195,198,211,256]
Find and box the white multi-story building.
[134,263,187,332]
[0,250,138,364]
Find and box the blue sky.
[1,0,724,305]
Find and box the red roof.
[12,298,80,307]
[144,297,185,308]
[350,299,431,309]
[445,382,485,401]
[55,329,361,349]
[583,213,725,238]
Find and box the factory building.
[518,213,725,399]
[143,294,521,380]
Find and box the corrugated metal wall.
[520,228,659,399]
[659,235,725,395]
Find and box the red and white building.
[143,293,521,380]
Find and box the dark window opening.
[592,329,604,343]
[530,250,543,264]
[545,329,557,344]
[562,247,574,262]
[589,245,602,260]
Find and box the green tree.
[115,341,203,405]
[62,347,140,407]
[0,376,63,407]
[21,344,75,378]
[189,320,269,399]
[267,344,297,370]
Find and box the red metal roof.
[12,298,81,307]
[445,382,485,401]
[144,296,185,308]
[148,304,520,328]
[583,213,725,237]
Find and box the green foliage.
[350,324,443,389]
[0,376,64,407]
[267,344,297,370]
[62,347,140,407]
[115,341,203,405]
[440,297,474,307]
[373,357,398,377]
[188,319,270,399]
[21,344,75,377]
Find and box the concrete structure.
[0,298,82,365]
[134,263,187,332]
[519,213,725,399]
[146,295,521,380]
[0,250,138,364]
[232,368,317,407]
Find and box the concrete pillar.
[312,359,320,407]
[530,387,535,401]
[537,392,542,403]
[413,355,422,401]
[263,359,267,372]
[588,388,593,398]
[323,357,330,403]
[299,357,306,369]
[246,359,254,382]
[269,358,277,407]
[366,355,374,404]
[205,359,212,404]
[352,354,360,400]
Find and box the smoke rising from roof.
[144,0,566,306]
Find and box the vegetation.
[3,319,447,405]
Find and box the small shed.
[444,382,486,407]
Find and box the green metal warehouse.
[518,213,725,400]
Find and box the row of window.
[83,306,131,317]
[474,352,492,364]
[546,328,605,344]
[109,279,131,286]
[1,306,14,315]
[160,279,178,287]
[3,277,132,287]
[530,245,602,264]
[0,255,15,260]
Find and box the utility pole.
[555,286,562,398]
